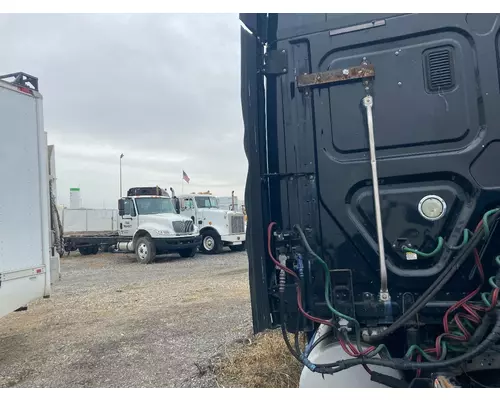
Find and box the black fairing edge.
[241,13,272,333]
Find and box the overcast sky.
[0,13,246,209]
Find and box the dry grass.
[214,330,304,388]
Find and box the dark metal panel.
[248,13,500,327]
[241,22,272,333]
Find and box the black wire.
[279,291,303,364]
[367,211,500,343]
[314,309,500,373]
[468,311,494,348]
[293,224,363,353]
[306,330,335,355]
[461,368,491,388]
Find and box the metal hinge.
[262,49,288,76]
[261,172,315,182]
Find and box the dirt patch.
[0,251,252,388]
[213,330,303,388]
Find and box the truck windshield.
[195,196,219,209]
[135,197,175,215]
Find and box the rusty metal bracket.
[297,64,375,89]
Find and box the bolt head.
[379,292,390,301]
[398,81,402,86]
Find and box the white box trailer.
[0,72,59,319]
[63,208,119,233]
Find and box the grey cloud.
[0,14,246,208]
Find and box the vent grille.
[172,220,194,234]
[230,215,245,234]
[424,48,455,93]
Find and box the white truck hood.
[139,213,197,236]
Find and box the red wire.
[435,216,500,357]
[268,222,374,373]
[267,222,333,327]
[267,222,298,278]
[416,354,422,378]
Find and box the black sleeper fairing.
[242,13,500,334]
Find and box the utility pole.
[119,153,124,197]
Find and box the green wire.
[489,276,498,289]
[401,207,498,258]
[447,344,468,353]
[481,292,491,308]
[405,342,448,362]
[459,319,476,334]
[316,257,356,324]
[482,208,500,237]
[405,345,438,362]
[447,229,471,250]
[313,255,393,360]
[402,236,444,258]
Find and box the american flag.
[182,170,190,183]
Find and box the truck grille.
[230,215,245,234]
[172,220,194,234]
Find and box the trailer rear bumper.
[153,235,202,253]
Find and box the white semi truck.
[0,72,60,318]
[115,186,202,263]
[172,191,246,254]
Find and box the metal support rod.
[362,95,390,301]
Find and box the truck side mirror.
[174,198,180,214]
[118,199,125,216]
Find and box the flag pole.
[181,170,184,195]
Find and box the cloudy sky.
[0,13,246,209]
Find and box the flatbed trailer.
[63,231,119,255]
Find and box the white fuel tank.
[299,325,403,388]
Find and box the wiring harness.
[268,208,500,378]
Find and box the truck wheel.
[179,248,197,258]
[229,242,245,252]
[79,247,90,256]
[135,236,156,264]
[91,245,99,255]
[201,231,222,254]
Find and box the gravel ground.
[0,250,252,387]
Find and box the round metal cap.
[418,195,446,221]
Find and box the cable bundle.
[268,208,500,379]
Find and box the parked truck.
[242,13,500,388]
[172,190,246,254]
[115,186,202,263]
[62,186,202,263]
[0,72,60,318]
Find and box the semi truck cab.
[175,193,246,254]
[117,187,201,263]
